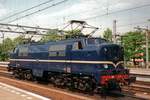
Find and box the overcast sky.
[0,0,150,38]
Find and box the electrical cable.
[0,0,55,22]
[7,0,68,23]
[80,3,150,21]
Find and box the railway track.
[0,67,102,100]
[122,85,150,100]
[0,66,149,100]
[0,66,8,71]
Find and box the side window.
[13,48,18,53]
[78,41,83,49]
[49,44,66,56]
[72,42,78,50]
[49,45,66,51]
[72,41,83,50]
[18,46,28,56]
[87,39,95,45]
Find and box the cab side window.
[13,48,18,53]
[49,44,66,56]
[78,41,83,49]
[72,41,83,50]
[87,38,95,45]
[18,46,28,56]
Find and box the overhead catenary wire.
[0,0,55,22]
[2,0,150,32]
[7,0,68,23]
[63,1,112,18]
[118,20,149,28]
[80,3,150,21]
[52,3,150,29]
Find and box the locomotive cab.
[84,38,133,90]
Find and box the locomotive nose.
[100,44,124,63]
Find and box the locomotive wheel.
[100,86,107,98]
[66,78,74,91]
[49,76,55,84]
[53,75,64,87]
[78,77,95,94]
[85,82,93,92]
[84,81,94,95]
[78,80,86,91]
[68,81,75,91]
[13,70,19,78]
[20,71,25,80]
[14,69,24,79]
[68,77,76,91]
[25,72,33,81]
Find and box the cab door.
[65,45,72,73]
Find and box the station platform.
[129,68,150,82]
[0,82,50,100]
[129,68,150,75]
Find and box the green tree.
[13,36,26,46]
[121,31,145,61]
[0,38,14,61]
[103,28,113,42]
[64,29,83,38]
[2,38,15,52]
[40,29,62,42]
[40,29,84,42]
[0,36,27,61]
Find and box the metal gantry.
[0,23,58,37]
[0,23,57,43]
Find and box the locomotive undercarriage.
[46,72,96,94]
[8,67,97,93]
[8,67,34,80]
[8,67,124,95]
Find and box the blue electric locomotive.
[8,37,133,93]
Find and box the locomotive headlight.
[104,64,108,69]
[104,48,107,52]
[103,47,108,55]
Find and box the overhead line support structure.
[0,29,60,36]
[0,23,51,31]
[0,23,59,37]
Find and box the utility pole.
[146,26,149,69]
[2,32,4,44]
[0,32,4,52]
[134,26,149,69]
[113,20,117,43]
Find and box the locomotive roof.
[45,37,108,44]
[17,37,107,47]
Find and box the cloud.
[8,0,150,37]
[0,4,8,17]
